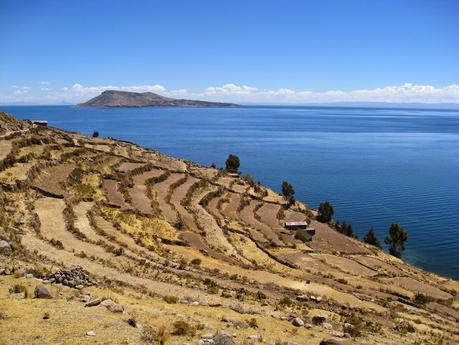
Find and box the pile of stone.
[46,265,95,289]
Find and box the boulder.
[0,240,12,255]
[312,315,328,325]
[85,331,96,337]
[322,322,333,330]
[34,285,53,299]
[319,339,351,345]
[85,297,102,307]
[331,331,345,338]
[106,303,124,313]
[222,316,236,323]
[292,317,304,327]
[213,333,234,345]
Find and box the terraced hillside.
[0,112,458,345]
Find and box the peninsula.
[78,90,240,108]
[0,112,457,344]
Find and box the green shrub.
[9,284,28,298]
[172,320,195,336]
[163,295,179,304]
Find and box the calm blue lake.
[2,105,458,279]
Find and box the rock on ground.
[319,339,351,345]
[34,285,53,299]
[0,240,12,255]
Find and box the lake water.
[2,105,458,279]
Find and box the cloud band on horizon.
[1,82,459,105]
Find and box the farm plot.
[256,202,283,229]
[115,162,146,173]
[239,200,283,246]
[0,161,35,184]
[32,163,75,197]
[380,276,453,301]
[103,179,130,209]
[128,169,164,215]
[310,253,377,277]
[35,197,109,259]
[220,192,241,221]
[0,139,12,161]
[150,173,185,223]
[308,220,371,255]
[169,175,200,231]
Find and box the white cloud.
[39,81,50,85]
[2,82,459,105]
[12,85,31,95]
[70,83,166,94]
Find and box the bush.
[363,227,381,248]
[247,318,258,328]
[413,293,429,306]
[279,296,292,307]
[225,154,240,173]
[9,284,28,298]
[318,201,334,222]
[172,320,195,336]
[163,295,179,304]
[190,258,201,266]
[295,229,312,242]
[281,181,295,204]
[255,290,267,301]
[92,131,99,138]
[385,223,408,258]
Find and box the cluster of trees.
[317,200,408,258]
[281,181,295,205]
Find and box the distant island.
[78,90,240,108]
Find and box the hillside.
[78,90,240,108]
[0,112,458,345]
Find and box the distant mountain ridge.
[78,90,239,108]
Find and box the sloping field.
[0,161,35,184]
[35,197,110,259]
[169,175,200,231]
[33,163,75,197]
[311,253,378,277]
[256,202,283,229]
[150,172,184,222]
[103,179,130,209]
[127,169,164,215]
[308,219,371,254]
[220,192,241,220]
[240,200,283,246]
[0,139,12,161]
[381,276,453,300]
[116,162,145,173]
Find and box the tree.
[364,227,381,248]
[225,154,240,173]
[318,201,334,223]
[385,223,408,258]
[92,130,99,138]
[281,181,295,204]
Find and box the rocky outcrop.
[46,265,94,288]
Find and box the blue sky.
[0,0,458,104]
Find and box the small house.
[227,172,239,178]
[31,120,48,127]
[285,221,316,236]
